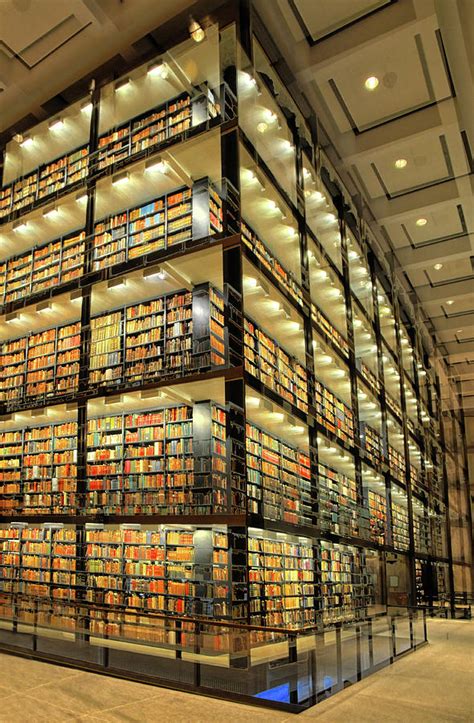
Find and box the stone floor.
[0,618,471,722]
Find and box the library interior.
[0,0,472,719]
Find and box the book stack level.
[389,445,406,484]
[357,361,380,396]
[85,526,231,618]
[0,423,78,516]
[95,93,194,173]
[391,500,410,551]
[243,317,308,413]
[413,508,430,554]
[0,146,88,219]
[318,542,374,626]
[367,490,387,545]
[86,403,227,516]
[0,323,81,406]
[241,221,303,308]
[386,393,402,421]
[317,463,359,537]
[88,285,225,389]
[0,525,78,632]
[359,423,384,469]
[415,559,425,605]
[245,422,311,525]
[312,304,350,359]
[248,532,315,630]
[314,381,354,445]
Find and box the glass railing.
[0,596,427,712]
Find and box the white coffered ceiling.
[256,0,474,410]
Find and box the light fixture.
[416,218,427,227]
[456,329,463,334]
[263,109,277,124]
[37,301,52,313]
[49,118,64,131]
[241,71,257,88]
[112,171,130,186]
[189,18,205,43]
[43,206,59,218]
[147,62,169,79]
[107,278,126,289]
[433,263,443,271]
[145,158,168,174]
[364,76,379,90]
[114,77,131,92]
[5,312,19,324]
[256,121,268,134]
[81,100,93,113]
[143,265,166,280]
[394,159,407,169]
[446,299,454,305]
[13,220,27,232]
[76,192,88,204]
[19,135,34,148]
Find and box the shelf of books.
[388,445,406,485]
[0,146,89,220]
[356,359,380,396]
[319,541,374,627]
[243,317,308,414]
[430,509,446,558]
[391,492,410,551]
[92,180,222,272]
[0,423,78,517]
[317,462,359,538]
[246,422,312,525]
[314,381,354,446]
[89,285,226,390]
[1,322,81,408]
[367,489,387,545]
[385,392,403,421]
[241,221,304,309]
[415,559,425,605]
[92,89,220,177]
[248,530,315,629]
[0,524,78,633]
[413,506,430,555]
[86,402,229,516]
[359,423,384,469]
[311,304,350,360]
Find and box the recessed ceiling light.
[457,329,463,334]
[416,218,428,226]
[256,121,268,134]
[189,19,205,43]
[49,118,64,132]
[395,158,407,169]
[446,300,454,305]
[433,263,443,271]
[364,76,379,90]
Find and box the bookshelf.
[86,403,228,516]
[319,541,374,626]
[360,423,384,469]
[246,421,311,525]
[241,221,303,308]
[89,285,225,390]
[311,304,350,360]
[367,490,387,545]
[0,146,88,220]
[388,444,406,485]
[1,230,86,309]
[1,322,81,406]
[391,494,410,551]
[248,530,315,629]
[92,181,222,272]
[314,380,354,445]
[413,505,430,555]
[317,461,359,537]
[85,524,231,618]
[0,431,22,515]
[244,317,308,414]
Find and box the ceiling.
[255,0,474,411]
[0,0,472,408]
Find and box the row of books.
[314,380,354,444]
[0,322,81,404]
[317,462,360,538]
[246,422,311,526]
[0,232,85,307]
[311,304,349,360]
[0,147,88,219]
[360,422,384,469]
[89,285,226,389]
[244,317,308,414]
[241,221,304,308]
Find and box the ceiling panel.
[290,0,392,43]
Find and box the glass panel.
[394,615,411,656]
[347,233,374,319]
[371,616,392,668]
